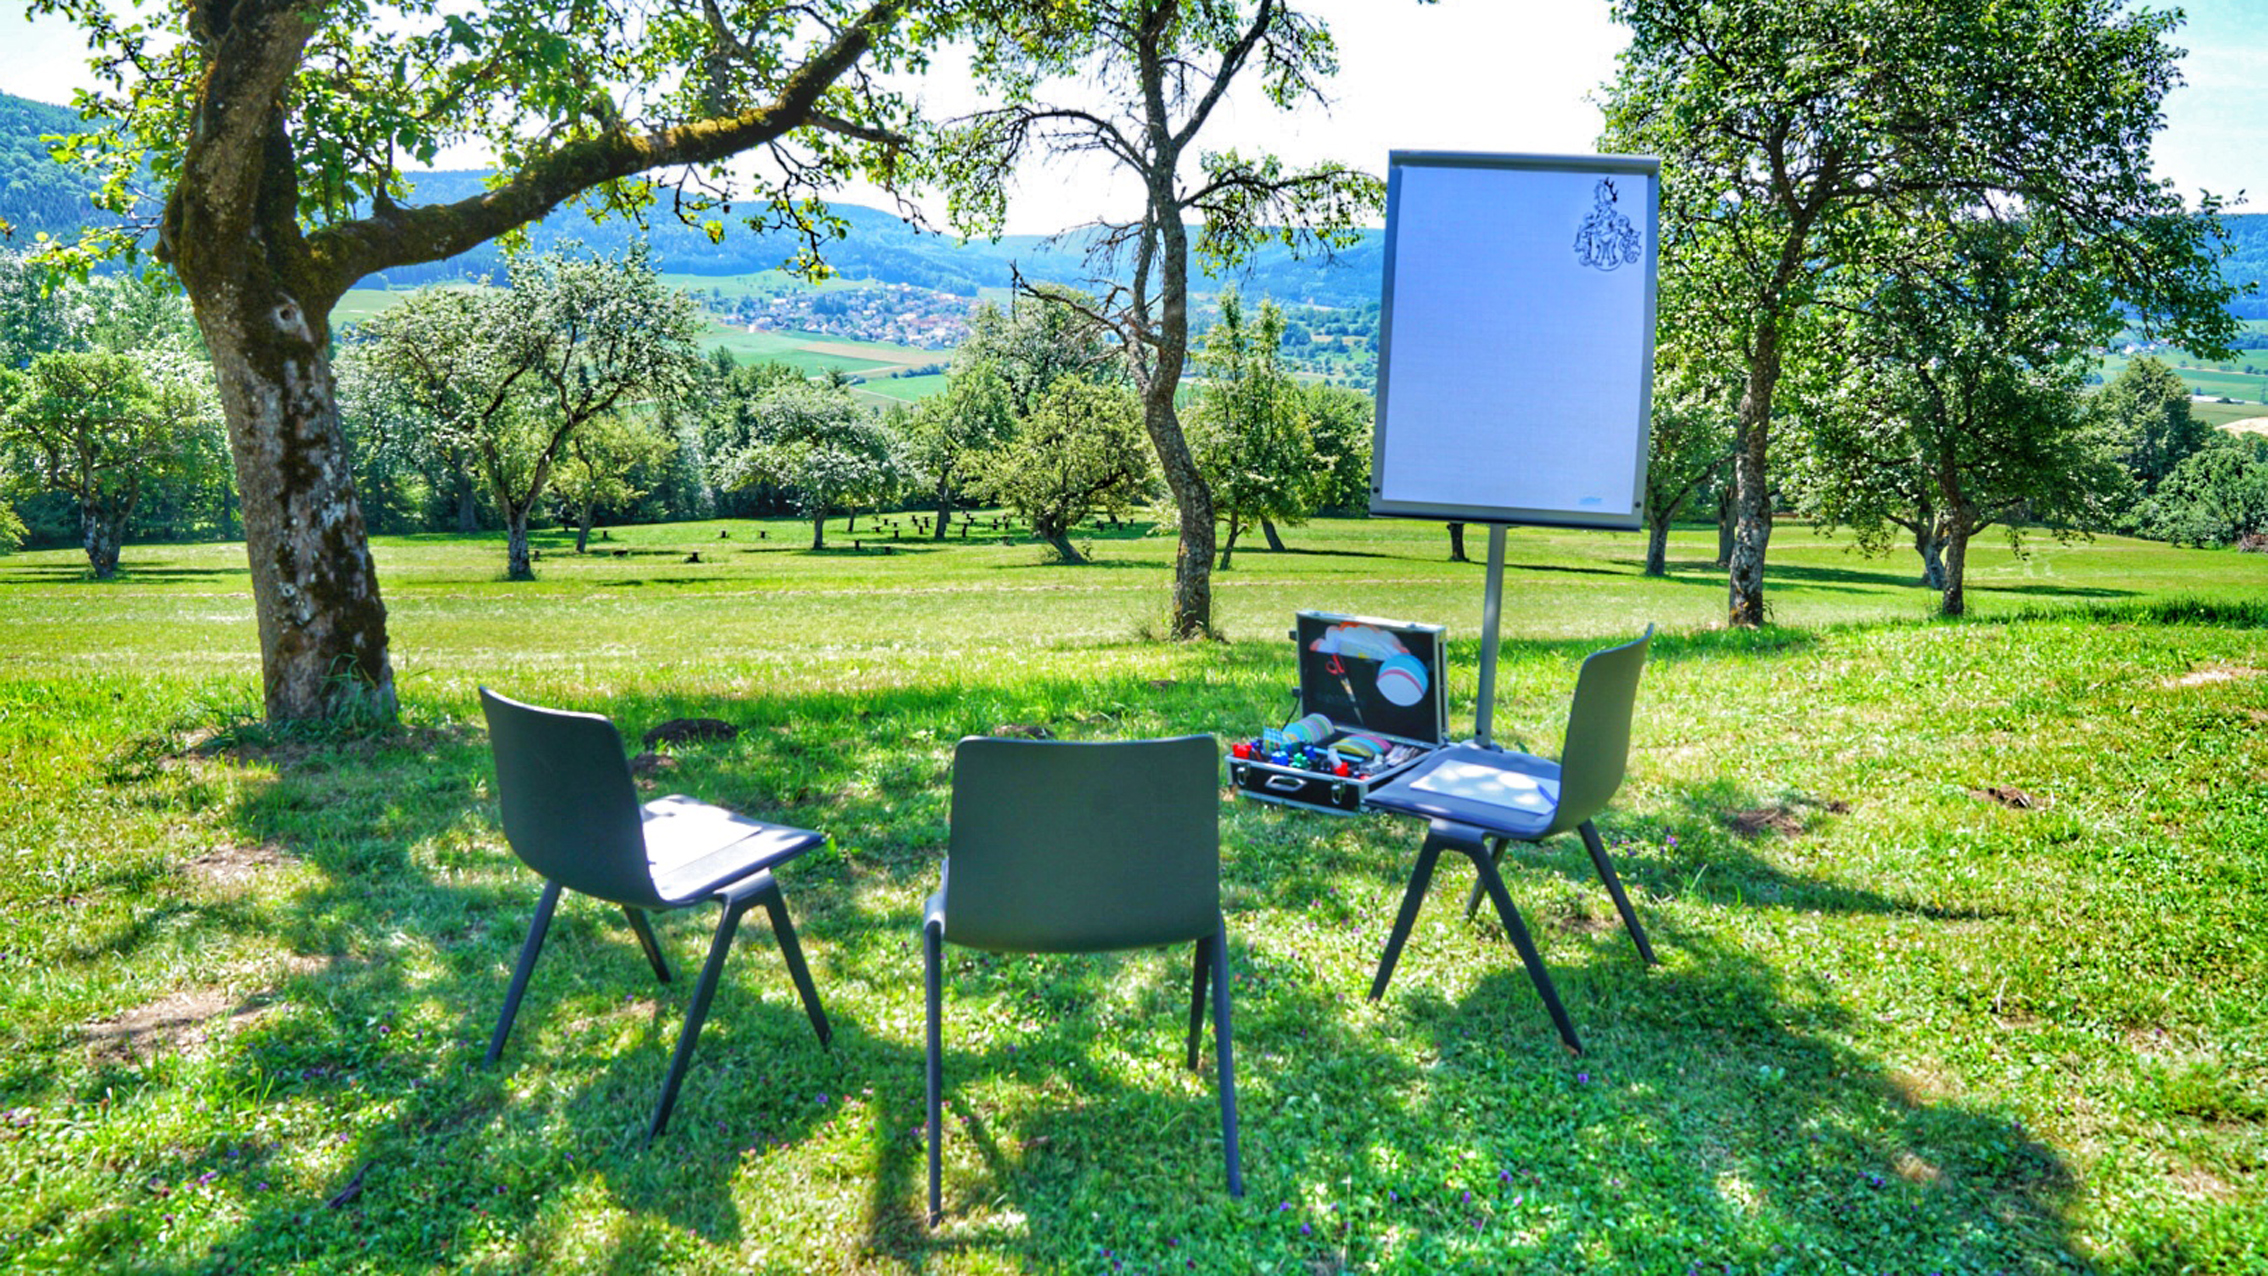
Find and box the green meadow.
[330,286,948,407]
[2,516,2264,1272]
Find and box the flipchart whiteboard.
[1369,152,1659,528]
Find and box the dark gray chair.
[924,735,1241,1226]
[1363,627,1658,1054]
[479,688,832,1141]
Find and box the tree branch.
[305,0,906,302]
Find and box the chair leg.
[1470,851,1584,1055]
[1369,826,1450,1001]
[924,919,945,1228]
[1208,924,1244,1199]
[487,881,562,1065]
[623,906,672,983]
[755,880,833,1048]
[1187,934,1212,1071]
[1579,820,1658,967]
[1462,837,1508,920]
[648,894,754,1142]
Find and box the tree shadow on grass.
[987,555,1169,571]
[1641,560,1922,591]
[15,661,2092,1272]
[1367,933,2081,1269]
[1970,581,2137,600]
[0,563,246,583]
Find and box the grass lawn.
[697,325,941,382]
[1,516,2265,1272]
[853,373,953,407]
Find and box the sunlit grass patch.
[0,516,2264,1270]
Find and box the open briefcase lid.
[1293,611,1447,748]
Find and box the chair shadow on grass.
[47,660,2083,1271]
[1304,807,2074,1267]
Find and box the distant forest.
[0,95,104,240]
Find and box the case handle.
[1263,774,1306,793]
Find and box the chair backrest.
[479,688,663,908]
[1547,626,1653,837]
[944,735,1219,953]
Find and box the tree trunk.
[1219,512,1240,571]
[505,507,536,580]
[811,510,826,550]
[1644,515,1670,577]
[1940,524,1969,617]
[933,488,952,540]
[846,509,859,533]
[81,497,125,579]
[454,472,479,533]
[1260,518,1286,552]
[1448,521,1469,562]
[1915,523,1947,592]
[175,237,394,716]
[1137,56,1214,641]
[1727,327,1782,626]
[1045,529,1085,564]
[575,503,594,554]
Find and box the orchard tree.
[551,411,675,554]
[1603,0,2237,627]
[2099,356,2209,498]
[1794,219,2133,617]
[2135,435,2268,547]
[1298,382,1373,517]
[979,378,1154,563]
[903,359,1016,536]
[712,383,901,549]
[500,249,702,576]
[0,349,224,577]
[957,291,1120,418]
[692,354,828,518]
[32,0,957,721]
[343,289,513,537]
[0,252,73,368]
[1189,291,1316,568]
[1641,377,1733,578]
[946,0,1380,635]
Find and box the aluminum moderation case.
[1229,611,1448,815]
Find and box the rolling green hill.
[0,91,1379,306]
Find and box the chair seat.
[642,795,826,905]
[1365,744,1562,841]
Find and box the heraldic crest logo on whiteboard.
[1573,178,1643,272]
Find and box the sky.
[3,0,2264,234]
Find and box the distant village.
[690,277,1383,387]
[704,281,975,350]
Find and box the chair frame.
[1364,629,1659,1055]
[478,688,832,1142]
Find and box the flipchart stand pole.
[1473,524,1508,749]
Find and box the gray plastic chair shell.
[940,735,1220,952]
[1546,625,1653,838]
[482,688,665,908]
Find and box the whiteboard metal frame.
[1368,150,1661,531]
